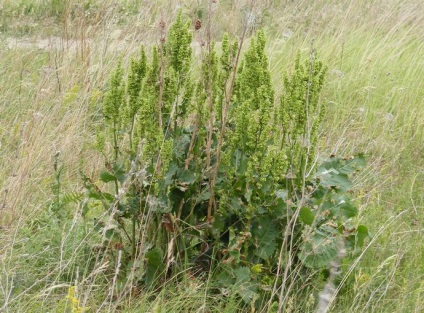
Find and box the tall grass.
[0,0,423,312]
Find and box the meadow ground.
[0,0,423,312]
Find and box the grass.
[0,0,423,312]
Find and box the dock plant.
[81,12,367,309]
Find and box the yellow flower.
[65,286,90,313]
[251,264,263,274]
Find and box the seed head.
[195,19,202,30]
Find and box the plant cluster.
[81,13,367,309]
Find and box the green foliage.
[80,14,367,310]
[11,210,96,298]
[166,12,192,79]
[49,151,65,217]
[48,152,84,220]
[299,154,368,268]
[279,52,327,183]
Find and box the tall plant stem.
[158,25,165,131]
[277,42,317,313]
[113,120,119,194]
[131,216,136,260]
[205,0,215,221]
[207,0,256,220]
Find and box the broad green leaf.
[145,248,164,287]
[238,285,257,304]
[99,170,116,183]
[336,201,357,218]
[102,192,115,202]
[319,170,352,191]
[87,190,103,200]
[196,189,211,203]
[318,159,353,175]
[237,151,248,175]
[229,197,245,214]
[164,162,179,186]
[343,154,366,172]
[178,170,197,184]
[127,196,140,214]
[324,195,357,219]
[299,233,339,268]
[146,248,163,268]
[356,225,369,247]
[112,162,127,183]
[269,199,286,218]
[299,207,315,225]
[235,266,251,285]
[318,154,366,175]
[252,217,278,260]
[214,265,235,287]
[105,227,116,239]
[276,189,288,200]
[174,134,191,159]
[213,212,226,232]
[234,267,258,304]
[233,176,247,196]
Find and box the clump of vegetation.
[78,12,367,310]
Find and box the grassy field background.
[0,0,423,312]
